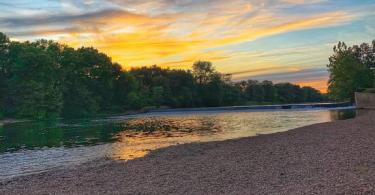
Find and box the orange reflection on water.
[108,109,355,161]
[110,117,216,160]
[110,131,206,160]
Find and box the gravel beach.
[1,110,375,195]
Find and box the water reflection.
[110,108,356,160]
[0,108,356,179]
[330,109,356,120]
[0,120,124,153]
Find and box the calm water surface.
[0,108,356,179]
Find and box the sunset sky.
[1,0,375,92]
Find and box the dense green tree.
[302,87,324,102]
[192,61,215,85]
[350,41,375,70]
[7,42,62,119]
[244,80,265,102]
[328,41,375,100]
[0,32,327,120]
[262,80,277,102]
[166,70,195,107]
[0,33,10,118]
[274,83,300,103]
[76,47,115,111]
[112,67,139,110]
[126,92,145,109]
[177,87,194,107]
[151,86,164,107]
[202,73,225,106]
[59,47,99,118]
[129,66,198,108]
[222,83,243,106]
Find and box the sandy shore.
[1,110,375,194]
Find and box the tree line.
[327,40,375,100]
[0,32,325,119]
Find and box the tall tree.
[262,80,277,102]
[203,73,225,106]
[245,80,264,102]
[7,42,62,119]
[112,65,140,110]
[0,33,10,118]
[274,83,299,103]
[60,47,99,118]
[302,87,324,102]
[192,61,215,85]
[76,47,115,111]
[328,41,374,100]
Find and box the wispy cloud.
[279,0,326,5]
[0,0,374,91]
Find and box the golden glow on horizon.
[4,0,374,92]
[55,11,353,92]
[297,80,328,93]
[59,11,353,69]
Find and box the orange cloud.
[3,0,362,91]
[214,11,354,46]
[56,9,354,70]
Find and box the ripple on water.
[0,108,356,179]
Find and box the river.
[0,107,356,179]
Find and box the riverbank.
[1,110,374,194]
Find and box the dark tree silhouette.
[0,32,326,119]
